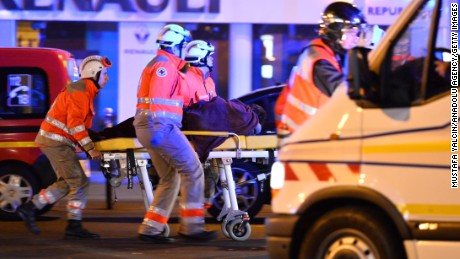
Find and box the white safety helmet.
[157,24,191,48]
[184,40,215,67]
[79,55,112,79]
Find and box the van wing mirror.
[347,47,375,101]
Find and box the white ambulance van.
[266,0,458,258]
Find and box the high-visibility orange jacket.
[35,78,99,152]
[275,38,342,134]
[182,66,216,106]
[136,49,188,127]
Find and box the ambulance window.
[425,0,452,98]
[0,67,49,119]
[382,0,436,106]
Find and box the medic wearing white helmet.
[133,24,218,243]
[182,40,218,207]
[274,2,367,143]
[181,39,266,210]
[183,40,217,106]
[17,55,112,239]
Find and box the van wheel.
[207,161,268,220]
[0,164,40,220]
[298,206,405,259]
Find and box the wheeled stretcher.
[84,131,278,241]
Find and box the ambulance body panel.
[266,0,459,257]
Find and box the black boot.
[64,220,100,240]
[16,201,40,235]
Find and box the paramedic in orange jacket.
[133,24,217,243]
[182,40,218,207]
[182,40,217,106]
[17,55,112,239]
[275,2,367,142]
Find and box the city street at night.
[0,177,271,259]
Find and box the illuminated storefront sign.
[0,0,411,25]
[0,0,220,13]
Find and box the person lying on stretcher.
[89,40,266,208]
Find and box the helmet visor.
[102,56,112,68]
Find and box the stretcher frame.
[80,131,278,241]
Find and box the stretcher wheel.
[208,161,268,220]
[221,221,231,238]
[227,220,251,241]
[162,224,170,237]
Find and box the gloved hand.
[88,148,102,160]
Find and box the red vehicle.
[0,47,79,219]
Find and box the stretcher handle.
[182,130,241,158]
[182,130,231,137]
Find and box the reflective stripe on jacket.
[136,49,187,126]
[35,79,98,151]
[182,66,216,106]
[275,38,342,134]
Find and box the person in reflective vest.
[274,2,367,144]
[133,24,218,243]
[181,40,265,209]
[182,40,217,106]
[182,39,218,208]
[17,55,112,239]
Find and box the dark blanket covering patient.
[89,117,136,141]
[182,96,265,162]
[89,96,266,163]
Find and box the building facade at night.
[0,0,407,126]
